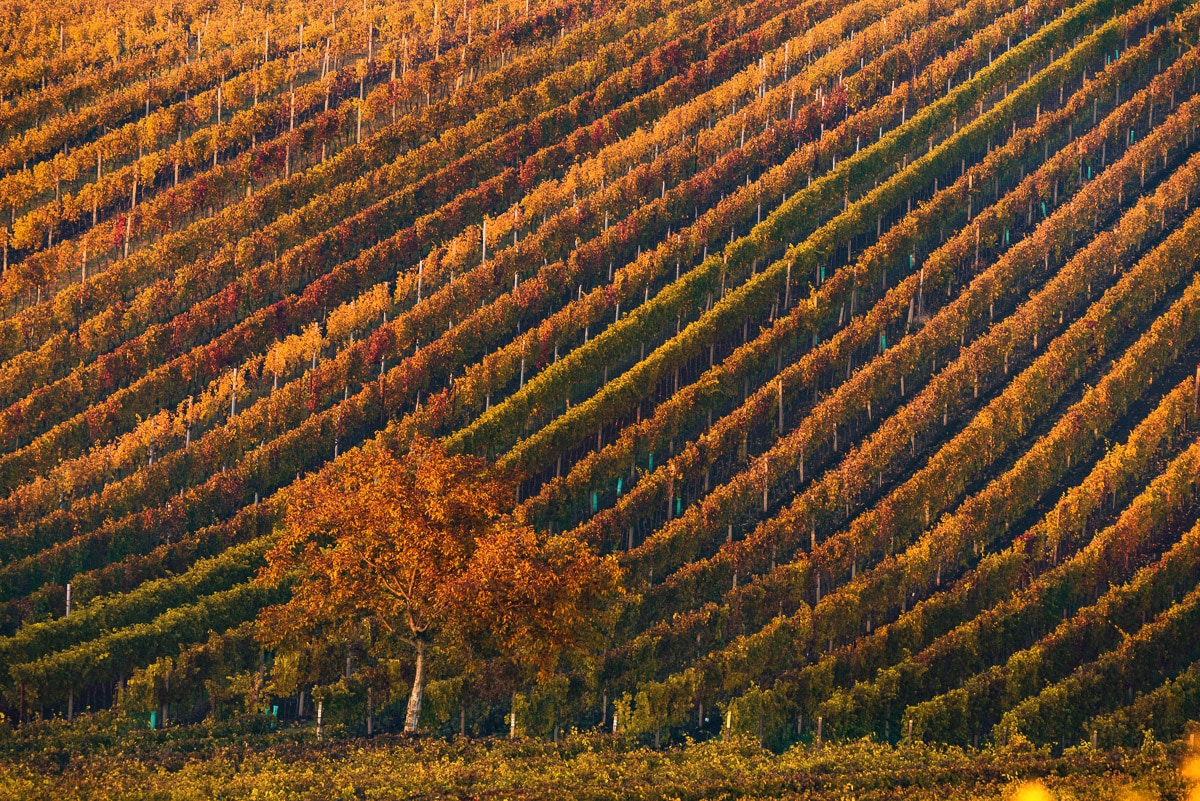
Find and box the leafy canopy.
[257,436,619,690]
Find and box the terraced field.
[1,0,1198,755]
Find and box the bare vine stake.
[762,458,769,512]
[778,378,784,432]
[1191,364,1200,415]
[66,584,73,720]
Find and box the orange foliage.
[256,436,618,730]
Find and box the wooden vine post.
[1194,365,1199,415]
[66,583,73,721]
[778,377,784,433]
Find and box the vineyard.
[2,0,1200,781]
[1,721,1197,799]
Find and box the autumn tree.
[256,436,619,733]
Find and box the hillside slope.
[0,0,1198,749]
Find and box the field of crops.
[3,720,1198,800]
[1,0,1199,770]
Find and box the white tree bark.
[404,640,426,732]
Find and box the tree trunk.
[405,640,427,733]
